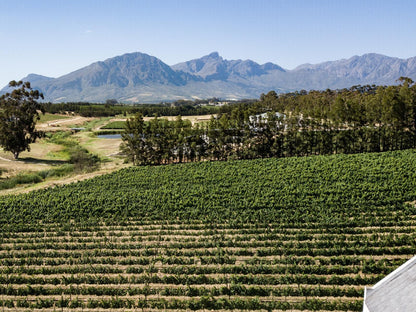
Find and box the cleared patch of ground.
[0,141,66,178]
[37,116,96,131]
[75,131,123,158]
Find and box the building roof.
[363,255,416,312]
[249,112,285,122]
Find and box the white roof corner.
[363,255,416,312]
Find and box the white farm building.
[363,255,416,312]
[248,112,285,124]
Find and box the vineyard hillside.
[1,150,416,311]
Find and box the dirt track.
[37,116,95,131]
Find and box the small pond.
[97,134,122,139]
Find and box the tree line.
[41,101,230,117]
[121,77,416,165]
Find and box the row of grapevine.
[1,150,416,311]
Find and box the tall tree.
[0,81,44,159]
[120,113,148,165]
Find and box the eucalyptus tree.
[0,81,45,159]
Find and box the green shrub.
[39,164,75,178]
[0,173,43,190]
[0,164,77,191]
[69,147,100,172]
[46,131,78,147]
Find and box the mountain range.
[2,52,416,103]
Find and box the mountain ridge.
[2,52,416,103]
[171,52,285,81]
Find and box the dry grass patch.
[0,140,66,178]
[75,132,122,158]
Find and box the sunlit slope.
[1,150,416,226]
[2,150,416,311]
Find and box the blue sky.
[1,0,415,87]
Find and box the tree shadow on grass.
[17,157,68,166]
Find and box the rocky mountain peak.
[2,52,415,103]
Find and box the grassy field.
[0,115,126,195]
[100,120,126,129]
[38,113,71,123]
[1,150,416,311]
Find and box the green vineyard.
[1,150,416,311]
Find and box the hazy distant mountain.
[1,74,53,94]
[289,53,416,89]
[23,74,54,85]
[2,52,416,103]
